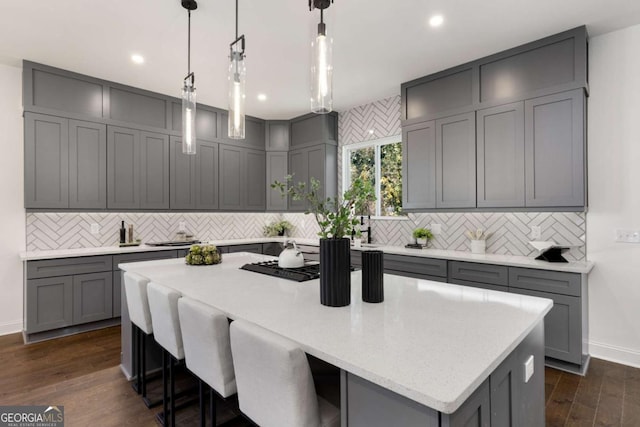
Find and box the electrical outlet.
[524,355,535,383]
[179,222,186,232]
[531,226,541,239]
[615,229,640,243]
[431,223,442,235]
[90,223,100,235]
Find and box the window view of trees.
[348,141,402,216]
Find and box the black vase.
[362,250,384,303]
[319,238,351,307]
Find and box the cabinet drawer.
[449,278,509,293]
[509,268,580,296]
[227,244,263,254]
[113,250,177,270]
[386,271,448,283]
[449,261,508,286]
[27,256,113,279]
[384,254,447,278]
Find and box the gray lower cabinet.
[266,152,288,211]
[402,120,436,209]
[263,242,283,257]
[288,144,337,212]
[26,276,74,333]
[448,261,509,288]
[525,89,585,207]
[384,254,447,281]
[72,272,113,325]
[436,112,476,208]
[226,244,263,254]
[476,102,525,208]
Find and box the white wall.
[0,62,25,334]
[587,24,640,367]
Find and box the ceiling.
[1,0,640,119]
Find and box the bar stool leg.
[209,387,216,427]
[132,324,141,394]
[198,380,206,427]
[162,350,168,426]
[170,355,176,427]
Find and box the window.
[342,136,403,217]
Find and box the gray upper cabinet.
[169,136,197,210]
[69,120,107,209]
[107,126,140,209]
[266,152,288,211]
[402,121,436,209]
[402,121,436,210]
[24,113,69,209]
[476,102,525,208]
[525,89,585,207]
[139,131,170,209]
[171,103,220,142]
[290,113,338,148]
[288,149,308,211]
[220,114,266,149]
[436,112,476,209]
[196,140,219,210]
[245,150,266,210]
[288,144,337,212]
[219,145,243,211]
[265,120,290,151]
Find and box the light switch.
[431,223,442,235]
[90,223,100,235]
[531,226,541,239]
[524,355,534,383]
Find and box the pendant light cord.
[235,0,238,40]
[187,10,191,76]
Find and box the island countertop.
[119,252,552,414]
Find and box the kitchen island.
[120,252,552,426]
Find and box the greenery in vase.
[271,176,376,239]
[185,244,222,265]
[263,220,294,237]
[412,227,434,240]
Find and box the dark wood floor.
[1,326,638,426]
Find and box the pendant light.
[228,0,246,139]
[309,0,334,114]
[181,0,198,154]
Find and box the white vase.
[417,238,427,246]
[470,239,486,254]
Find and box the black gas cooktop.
[240,260,321,282]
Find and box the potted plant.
[412,227,433,247]
[263,220,294,237]
[272,176,375,307]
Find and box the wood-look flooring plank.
[594,361,625,426]
[623,365,640,427]
[546,371,581,427]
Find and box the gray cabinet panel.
[403,68,474,121]
[139,131,169,209]
[196,141,219,210]
[109,87,167,129]
[113,250,178,268]
[266,152,288,211]
[30,68,104,117]
[525,90,585,207]
[72,272,113,325]
[169,136,196,210]
[219,145,243,210]
[107,126,140,209]
[350,250,362,268]
[220,114,265,149]
[26,276,73,333]
[290,113,337,148]
[509,287,582,365]
[69,120,107,209]
[509,267,580,297]
[402,121,436,209]
[245,150,266,210]
[476,102,525,208]
[265,120,290,151]
[113,270,122,317]
[171,102,219,142]
[263,242,283,257]
[448,278,509,293]
[383,254,447,278]
[24,113,69,209]
[307,145,326,195]
[227,244,262,254]
[27,256,113,279]
[441,379,490,427]
[449,261,509,287]
[288,149,308,211]
[436,112,476,208]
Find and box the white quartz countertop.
[20,236,593,273]
[119,253,552,414]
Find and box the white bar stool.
[178,297,237,427]
[229,319,340,427]
[123,271,159,407]
[147,281,184,427]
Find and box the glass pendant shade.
[182,80,197,154]
[228,51,246,139]
[311,25,333,114]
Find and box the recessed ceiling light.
[131,54,145,64]
[429,15,444,28]
[257,94,267,102]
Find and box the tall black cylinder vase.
[362,250,384,303]
[319,238,351,307]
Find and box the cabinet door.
[196,140,219,210]
[140,131,169,209]
[477,102,525,208]
[26,276,73,333]
[509,288,582,364]
[265,120,290,151]
[219,145,243,210]
[307,145,326,198]
[436,112,476,208]
[402,121,436,209]
[107,126,140,209]
[245,149,266,210]
[69,120,107,209]
[266,152,288,211]
[525,89,585,207]
[288,149,309,211]
[73,272,113,325]
[169,136,196,209]
[24,113,69,209]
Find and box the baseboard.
[0,320,23,336]
[589,340,640,369]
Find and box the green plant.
[272,176,376,239]
[185,244,222,265]
[263,220,294,237]
[412,227,433,240]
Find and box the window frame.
[342,135,405,219]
